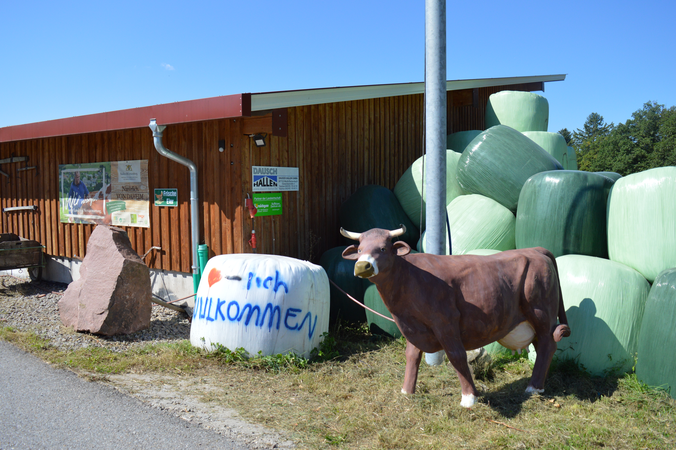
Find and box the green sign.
[253,193,282,216]
[105,201,126,214]
[154,188,178,207]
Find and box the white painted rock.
[190,254,330,359]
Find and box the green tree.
[578,102,676,175]
[650,105,676,168]
[558,128,573,145]
[574,113,613,171]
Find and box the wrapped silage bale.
[447,130,482,153]
[191,254,330,359]
[364,284,402,338]
[516,171,615,258]
[636,268,676,399]
[319,246,371,325]
[417,194,516,255]
[566,146,578,171]
[393,151,465,230]
[465,249,501,256]
[340,184,419,248]
[457,125,563,212]
[554,255,651,376]
[607,167,676,283]
[596,171,622,182]
[522,131,567,167]
[485,91,549,132]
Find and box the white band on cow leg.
[525,386,544,394]
[401,388,412,395]
[460,393,476,408]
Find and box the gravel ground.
[0,275,191,352]
[0,274,295,449]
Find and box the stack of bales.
[607,168,676,395]
[322,90,676,395]
[480,92,676,383]
[393,150,466,230]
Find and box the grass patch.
[2,324,675,449]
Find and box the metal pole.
[424,0,449,367]
[424,0,447,257]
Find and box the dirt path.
[101,372,296,449]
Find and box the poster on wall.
[59,160,150,227]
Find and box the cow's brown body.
[341,227,570,408]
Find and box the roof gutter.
[149,119,201,293]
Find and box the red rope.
[328,279,396,323]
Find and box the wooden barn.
[0,74,565,298]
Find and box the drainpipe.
[149,119,201,293]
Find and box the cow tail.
[549,253,571,342]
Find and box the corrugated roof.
[0,74,565,143]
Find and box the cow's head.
[341,226,411,278]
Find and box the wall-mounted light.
[250,133,267,147]
[218,139,225,153]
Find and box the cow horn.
[389,225,406,238]
[340,227,362,241]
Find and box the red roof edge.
[0,93,250,143]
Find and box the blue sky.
[1,1,674,134]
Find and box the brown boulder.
[58,225,152,335]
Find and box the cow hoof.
[460,393,476,408]
[525,386,544,394]
[401,389,412,395]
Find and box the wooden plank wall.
[0,84,538,273]
[0,119,242,274]
[246,93,425,262]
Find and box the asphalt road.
[0,341,250,450]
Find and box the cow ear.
[393,241,411,256]
[342,245,360,260]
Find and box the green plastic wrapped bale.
[393,151,465,230]
[607,167,676,283]
[595,171,622,182]
[516,171,615,258]
[457,125,563,212]
[522,132,567,167]
[566,147,578,171]
[340,184,419,248]
[319,246,371,324]
[465,249,501,256]
[417,195,516,255]
[636,268,676,399]
[485,91,549,132]
[364,284,402,338]
[555,255,651,376]
[447,130,482,153]
[484,341,526,357]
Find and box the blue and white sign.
[252,166,299,192]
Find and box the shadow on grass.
[328,321,403,362]
[479,357,622,418]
